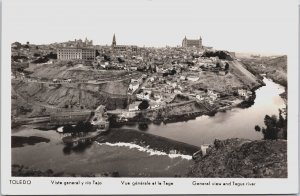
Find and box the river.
[11,78,286,177]
[122,78,286,146]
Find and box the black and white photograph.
[1,0,299,195]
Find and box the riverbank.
[187,138,287,178]
[13,81,264,129]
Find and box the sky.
[4,0,297,54]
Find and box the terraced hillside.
[26,63,133,81]
[12,79,130,116]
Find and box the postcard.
[1,0,299,195]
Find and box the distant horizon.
[12,37,287,56]
[6,0,294,55]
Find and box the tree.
[67,61,73,67]
[138,100,149,110]
[95,50,100,57]
[117,57,125,63]
[170,69,176,75]
[254,125,261,132]
[103,54,111,61]
[74,121,85,132]
[74,121,93,133]
[63,124,74,133]
[46,52,57,59]
[256,114,285,140]
[225,63,229,70]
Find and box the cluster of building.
[56,38,96,61]
[12,35,252,115]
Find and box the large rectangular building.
[182,36,203,49]
[57,47,96,61]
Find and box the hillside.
[26,63,131,80]
[239,56,287,87]
[187,138,287,178]
[12,80,130,115]
[229,60,261,89]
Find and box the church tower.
[182,36,187,47]
[112,33,116,47]
[199,36,202,48]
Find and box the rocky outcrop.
[12,81,129,111]
[187,138,287,178]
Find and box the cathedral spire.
[112,33,116,47]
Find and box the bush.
[46,52,57,59]
[138,100,149,110]
[63,124,74,133]
[225,63,229,70]
[202,51,233,60]
[74,121,93,132]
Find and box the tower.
[85,37,88,46]
[182,36,187,47]
[199,36,202,48]
[112,34,116,47]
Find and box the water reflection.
[62,141,94,155]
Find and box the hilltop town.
[11,35,262,127]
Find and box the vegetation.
[32,56,49,64]
[45,52,57,59]
[117,57,125,63]
[138,100,149,110]
[11,55,28,62]
[255,109,287,140]
[169,69,177,75]
[225,62,229,70]
[18,106,33,115]
[202,50,233,60]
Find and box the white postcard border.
[1,0,299,195]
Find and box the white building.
[238,89,252,98]
[128,81,140,93]
[136,90,152,100]
[128,101,142,111]
[57,47,95,61]
[187,75,199,82]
